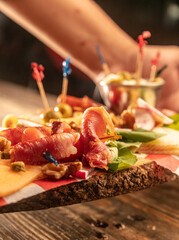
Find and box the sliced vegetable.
[107,140,141,152]
[107,139,139,171]
[132,107,155,130]
[167,122,179,131]
[108,148,137,171]
[169,113,179,122]
[166,113,179,131]
[115,128,165,142]
[136,98,173,125]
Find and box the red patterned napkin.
[0,155,178,207]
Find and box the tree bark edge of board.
[0,161,177,214]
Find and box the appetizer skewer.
[31,63,50,110]
[61,57,71,103]
[149,51,160,82]
[96,45,110,76]
[135,31,151,83]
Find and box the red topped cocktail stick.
[149,51,160,82]
[96,46,110,76]
[31,62,49,110]
[136,31,151,83]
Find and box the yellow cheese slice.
[0,164,42,197]
[0,159,11,165]
[134,156,152,166]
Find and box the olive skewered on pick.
[41,103,72,123]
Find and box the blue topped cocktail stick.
[61,57,72,103]
[43,150,59,166]
[96,46,105,64]
[62,57,72,79]
[96,46,110,75]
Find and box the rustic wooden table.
[0,80,178,240]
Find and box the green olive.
[2,114,18,128]
[40,109,62,123]
[54,103,72,118]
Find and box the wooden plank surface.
[0,80,57,120]
[0,180,178,240]
[0,80,178,240]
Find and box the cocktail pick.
[149,51,160,82]
[156,64,167,77]
[136,31,151,83]
[31,62,49,110]
[43,150,59,166]
[96,46,110,76]
[61,57,71,103]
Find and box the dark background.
[0,0,178,99]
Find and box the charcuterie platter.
[0,72,178,213]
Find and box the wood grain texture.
[0,180,178,240]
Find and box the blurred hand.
[143,45,179,111]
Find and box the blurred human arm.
[0,0,137,81]
[143,45,179,111]
[0,0,179,111]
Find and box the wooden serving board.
[0,159,176,214]
[0,81,177,214]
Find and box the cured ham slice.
[51,121,83,162]
[21,127,51,142]
[0,128,26,146]
[57,95,101,110]
[0,126,51,146]
[11,132,79,165]
[51,121,71,134]
[81,107,115,169]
